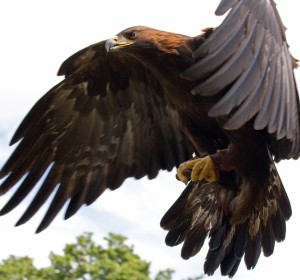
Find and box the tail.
[160,163,291,277]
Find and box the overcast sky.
[0,1,299,280]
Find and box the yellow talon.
[176,156,217,184]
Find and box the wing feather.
[194,0,246,59]
[191,17,258,96]
[15,164,63,227]
[184,8,248,81]
[182,0,300,160]
[0,40,193,231]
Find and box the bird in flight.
[0,0,299,277]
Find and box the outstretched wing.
[182,0,300,160]
[0,40,193,232]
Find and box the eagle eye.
[125,31,136,40]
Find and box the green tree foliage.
[0,232,203,280]
[0,255,52,280]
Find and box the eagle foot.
[176,156,217,184]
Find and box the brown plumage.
[161,151,291,277]
[0,0,298,277]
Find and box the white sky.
[0,1,299,279]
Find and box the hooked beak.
[105,36,133,52]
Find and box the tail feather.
[271,211,286,242]
[205,223,237,276]
[220,250,240,276]
[181,226,208,259]
[209,222,227,250]
[165,221,190,246]
[160,162,291,277]
[244,229,262,270]
[233,222,248,259]
[261,218,275,256]
[227,258,241,278]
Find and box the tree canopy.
[0,232,203,280]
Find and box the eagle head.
[105,26,189,58]
[105,26,145,52]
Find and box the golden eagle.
[0,0,299,277]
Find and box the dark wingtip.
[64,205,80,221]
[57,56,70,76]
[35,223,48,234]
[15,219,26,228]
[15,211,31,227]
[0,201,14,216]
[57,68,64,77]
[57,57,72,76]
[9,134,21,146]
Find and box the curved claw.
[177,156,217,184]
